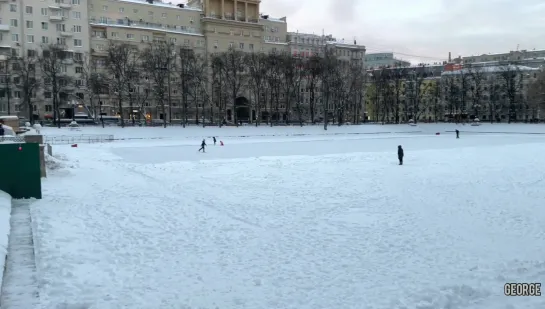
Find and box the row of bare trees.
[368,63,541,124]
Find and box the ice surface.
[25,125,545,308]
[0,190,11,290]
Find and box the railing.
[0,136,25,143]
[44,134,114,145]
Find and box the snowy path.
[0,201,39,309]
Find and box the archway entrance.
[235,97,250,123]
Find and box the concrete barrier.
[23,135,47,178]
[0,190,11,291]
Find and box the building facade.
[463,49,545,69]
[0,0,90,118]
[365,52,410,70]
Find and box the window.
[102,5,107,10]
[42,36,49,44]
[119,7,124,13]
[249,44,254,50]
[41,8,48,16]
[58,37,66,45]
[44,92,52,99]
[75,67,83,73]
[239,42,244,49]
[10,4,16,12]
[177,15,181,19]
[73,25,82,33]
[56,24,65,31]
[74,39,82,47]
[72,11,81,19]
[27,50,36,57]
[27,35,34,43]
[141,35,149,41]
[61,65,67,73]
[229,42,234,48]
[10,19,18,27]
[96,44,104,50]
[170,38,176,43]
[41,22,48,30]
[184,39,189,45]
[74,52,82,61]
[111,32,118,38]
[126,34,134,39]
[162,13,167,18]
[26,21,33,29]
[11,34,18,42]
[25,6,33,14]
[75,80,83,87]
[72,0,81,4]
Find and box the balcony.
[60,31,73,37]
[59,3,72,9]
[49,16,65,22]
[0,25,9,31]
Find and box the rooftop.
[442,65,539,76]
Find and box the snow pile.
[45,153,76,172]
[0,190,11,290]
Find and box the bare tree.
[407,67,432,123]
[246,52,268,126]
[0,57,14,116]
[498,64,523,123]
[80,52,104,123]
[487,75,504,123]
[320,48,338,130]
[218,48,246,126]
[527,70,545,121]
[467,65,485,119]
[266,51,282,125]
[191,53,211,127]
[38,44,74,128]
[13,52,40,124]
[210,55,227,127]
[104,42,140,128]
[178,47,196,127]
[279,52,299,124]
[390,67,406,123]
[347,59,366,124]
[430,79,442,122]
[291,56,307,126]
[142,42,175,128]
[442,75,460,123]
[304,55,323,124]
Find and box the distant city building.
[365,52,410,69]
[463,49,545,69]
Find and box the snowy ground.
[0,190,11,290]
[24,124,545,308]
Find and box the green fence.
[0,143,42,199]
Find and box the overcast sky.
[172,0,545,63]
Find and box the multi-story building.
[0,0,90,118]
[365,52,410,70]
[463,49,545,69]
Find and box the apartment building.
[0,0,90,118]
[365,52,410,70]
[463,49,545,69]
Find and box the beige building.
[0,0,91,118]
[463,49,545,69]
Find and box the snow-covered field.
[24,124,545,308]
[0,190,11,290]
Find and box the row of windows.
[6,33,83,47]
[8,3,81,15]
[7,20,83,33]
[92,4,195,22]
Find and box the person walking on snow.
[455,129,460,139]
[213,136,217,145]
[198,139,207,152]
[398,145,404,165]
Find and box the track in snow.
[0,201,39,308]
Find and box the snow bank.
[0,190,11,290]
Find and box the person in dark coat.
[0,124,4,136]
[198,139,206,152]
[455,129,459,139]
[398,145,404,165]
[213,136,216,145]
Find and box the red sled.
[220,141,224,146]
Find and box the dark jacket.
[213,137,216,142]
[397,146,404,158]
[201,140,206,147]
[0,124,4,136]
